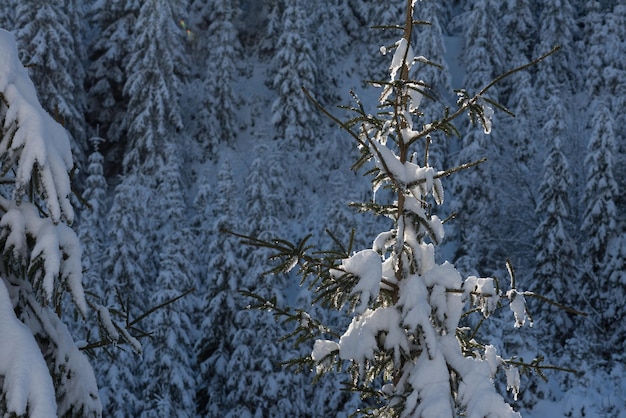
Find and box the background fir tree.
[450,0,506,277]
[580,101,618,284]
[268,0,321,224]
[531,97,578,346]
[195,159,247,416]
[606,5,626,219]
[0,0,15,30]
[199,0,242,154]
[86,0,140,165]
[77,136,108,304]
[580,1,609,97]
[412,0,453,169]
[73,135,109,353]
[270,0,318,149]
[13,0,88,162]
[496,67,539,276]
[580,101,619,362]
[257,0,283,58]
[598,235,626,363]
[500,0,537,62]
[122,0,187,175]
[306,1,349,106]
[534,0,577,92]
[99,173,151,417]
[139,143,199,417]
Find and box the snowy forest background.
[1,0,625,416]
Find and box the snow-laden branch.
[0,280,57,418]
[0,29,74,224]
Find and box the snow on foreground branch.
[0,29,101,417]
[237,2,569,417]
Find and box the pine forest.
[0,0,625,417]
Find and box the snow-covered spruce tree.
[533,0,577,93]
[0,0,16,31]
[258,0,283,58]
[495,67,538,277]
[580,101,619,359]
[99,173,149,417]
[580,101,618,284]
[195,159,247,416]
[86,0,140,153]
[202,0,242,152]
[77,136,108,308]
[139,143,199,417]
[122,0,187,175]
[580,1,610,98]
[306,0,349,106]
[599,234,626,362]
[241,3,563,417]
[13,0,88,161]
[531,95,578,346]
[0,29,100,417]
[500,0,537,63]
[451,0,506,278]
[270,0,318,149]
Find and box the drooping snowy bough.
[0,29,101,417]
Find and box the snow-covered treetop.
[0,29,74,224]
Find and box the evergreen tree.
[532,96,578,344]
[78,136,108,301]
[13,0,88,159]
[226,295,305,417]
[581,101,618,280]
[598,234,626,361]
[99,173,151,417]
[242,3,548,416]
[533,0,577,95]
[0,29,100,417]
[123,0,187,175]
[259,0,283,58]
[604,4,626,105]
[203,0,242,152]
[500,0,537,62]
[86,0,140,153]
[196,160,246,416]
[242,143,311,415]
[498,0,538,104]
[139,144,198,417]
[353,0,404,82]
[270,0,318,148]
[580,2,608,96]
[580,102,619,354]
[496,68,539,275]
[605,5,626,217]
[336,0,361,41]
[244,143,285,241]
[458,0,506,89]
[307,0,350,105]
[0,0,15,30]
[74,134,109,353]
[451,0,506,276]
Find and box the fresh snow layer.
[0,280,57,417]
